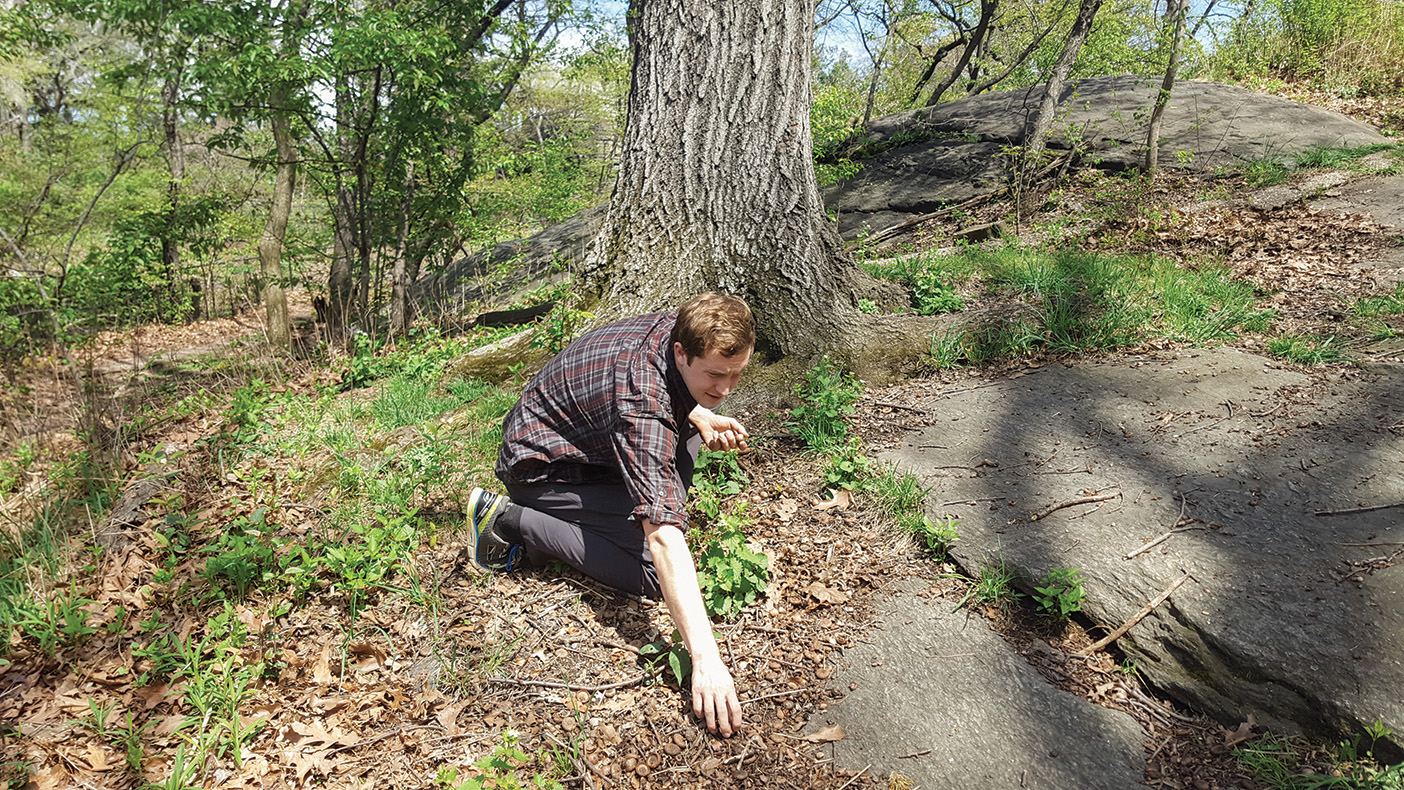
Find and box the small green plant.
[954,556,1020,612]
[694,506,770,619]
[1244,158,1288,187]
[639,629,693,687]
[1236,731,1404,790]
[84,698,149,773]
[912,269,965,315]
[690,449,749,524]
[437,732,564,789]
[790,357,863,452]
[1268,335,1348,365]
[17,582,98,654]
[914,516,960,560]
[821,438,871,491]
[1353,284,1404,318]
[532,301,594,354]
[857,298,879,314]
[1032,568,1086,619]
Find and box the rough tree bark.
[1020,0,1102,189]
[1143,0,1188,173]
[583,0,902,361]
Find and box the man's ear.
[673,341,690,366]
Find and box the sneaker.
[468,487,520,572]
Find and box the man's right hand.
[691,656,743,737]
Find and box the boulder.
[826,75,1390,236]
[879,348,1404,757]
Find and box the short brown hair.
[671,293,755,360]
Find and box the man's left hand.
[690,406,749,452]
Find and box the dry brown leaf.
[313,644,334,685]
[349,642,386,673]
[801,724,846,743]
[1222,714,1257,747]
[813,489,853,511]
[804,582,850,605]
[773,498,799,522]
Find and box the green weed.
[912,269,965,315]
[954,556,1020,611]
[789,357,863,452]
[690,449,749,524]
[639,630,693,687]
[1032,568,1086,620]
[436,731,564,789]
[1245,158,1289,186]
[371,376,465,429]
[1236,731,1404,790]
[821,438,871,492]
[694,505,770,620]
[1294,143,1397,170]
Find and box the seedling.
[1033,568,1086,619]
[639,630,692,687]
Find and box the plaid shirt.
[496,312,698,527]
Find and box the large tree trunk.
[259,106,294,349]
[584,0,896,360]
[1020,0,1102,190]
[1143,0,1188,173]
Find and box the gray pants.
[505,435,700,599]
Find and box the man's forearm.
[643,519,722,664]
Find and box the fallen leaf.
[804,582,849,605]
[313,644,334,685]
[813,489,853,511]
[773,498,799,522]
[800,724,845,743]
[349,642,385,673]
[1222,715,1256,747]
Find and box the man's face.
[674,342,751,410]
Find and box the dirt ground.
[3,139,1402,788]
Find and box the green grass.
[910,248,1274,369]
[1294,143,1399,171]
[1353,284,1404,318]
[1236,732,1404,790]
[1268,335,1349,365]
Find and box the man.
[466,292,754,737]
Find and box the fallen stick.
[491,673,649,692]
[1030,491,1118,522]
[835,764,872,790]
[1078,572,1191,656]
[1315,502,1404,517]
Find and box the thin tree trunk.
[925,0,999,106]
[907,37,966,106]
[161,64,186,320]
[1021,0,1102,190]
[390,163,416,337]
[1144,0,1189,172]
[585,0,898,359]
[327,73,358,343]
[259,105,294,349]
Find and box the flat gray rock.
[805,580,1146,789]
[879,348,1404,757]
[828,75,1390,236]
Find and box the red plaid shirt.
[496,312,698,527]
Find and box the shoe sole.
[468,488,513,572]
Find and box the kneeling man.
[467,292,754,737]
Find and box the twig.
[1174,401,1234,439]
[835,764,871,790]
[861,194,988,246]
[899,749,932,758]
[942,497,1000,506]
[490,673,650,692]
[1335,541,1404,547]
[1030,491,1118,522]
[327,725,442,756]
[1126,495,1198,559]
[741,688,806,705]
[1079,572,1191,655]
[871,400,929,414]
[543,731,604,790]
[1315,502,1404,517]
